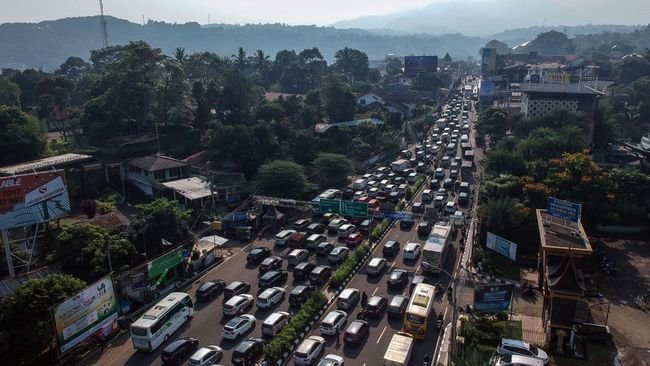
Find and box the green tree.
[131,199,193,258]
[157,58,193,127]
[484,138,527,176]
[0,77,21,107]
[290,130,319,165]
[0,274,86,365]
[55,56,91,81]
[135,198,191,222]
[218,70,258,124]
[0,105,45,165]
[385,55,403,76]
[413,71,443,90]
[173,47,187,65]
[475,108,512,142]
[254,160,315,199]
[630,76,650,122]
[312,153,354,189]
[57,223,136,280]
[333,47,369,82]
[232,47,248,72]
[478,197,529,236]
[321,74,356,122]
[251,49,271,74]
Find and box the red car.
[346,233,363,248]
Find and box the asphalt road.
[87,84,477,366]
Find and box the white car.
[327,218,348,232]
[256,286,285,309]
[366,257,387,276]
[403,242,421,260]
[497,338,549,364]
[320,310,348,335]
[223,314,256,340]
[187,345,223,366]
[444,201,458,214]
[318,354,345,366]
[293,335,326,365]
[223,294,254,316]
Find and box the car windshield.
[226,318,242,328]
[530,345,539,355]
[407,313,426,324]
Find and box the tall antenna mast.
[99,0,109,48]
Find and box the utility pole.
[99,0,109,48]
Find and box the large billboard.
[481,48,496,76]
[473,284,515,313]
[404,56,438,76]
[52,275,119,353]
[486,232,517,261]
[0,171,71,230]
[480,80,495,97]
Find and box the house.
[126,154,189,196]
[357,92,414,119]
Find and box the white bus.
[421,222,452,274]
[131,292,194,352]
[404,283,436,339]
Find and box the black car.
[417,221,432,236]
[195,279,226,302]
[309,265,332,286]
[344,320,369,346]
[316,242,335,256]
[289,285,315,306]
[383,240,401,257]
[231,337,264,366]
[293,261,316,280]
[399,217,415,229]
[246,247,271,264]
[161,336,199,365]
[387,295,408,318]
[224,281,252,301]
[259,270,288,289]
[387,269,409,289]
[258,256,283,276]
[306,223,325,234]
[366,296,388,317]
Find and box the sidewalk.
[436,323,452,366]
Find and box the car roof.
[163,337,194,351]
[390,296,407,306]
[347,320,367,332]
[369,257,385,265]
[368,296,385,305]
[501,338,529,348]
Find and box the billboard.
[0,171,71,230]
[544,71,571,84]
[480,80,495,97]
[404,56,438,75]
[547,197,581,223]
[473,284,515,313]
[486,232,517,261]
[481,48,496,76]
[52,275,119,353]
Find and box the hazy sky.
[0,0,647,26]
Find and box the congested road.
[87,81,479,366]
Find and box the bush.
[264,291,327,361]
[370,219,390,241]
[395,201,406,211]
[96,201,116,214]
[496,310,509,321]
[330,244,370,287]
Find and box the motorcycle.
[436,312,443,330]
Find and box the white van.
[305,234,327,250]
[446,143,456,155]
[461,134,469,143]
[337,224,356,238]
[275,230,296,246]
[262,311,291,336]
[287,249,309,266]
[407,172,417,184]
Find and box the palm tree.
[232,47,248,72]
[334,47,357,81]
[478,197,528,235]
[251,49,270,74]
[173,47,187,66]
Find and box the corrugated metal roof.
[0,266,61,297]
[127,155,188,172]
[0,153,93,175]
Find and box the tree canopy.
[254,160,315,199]
[0,105,45,165]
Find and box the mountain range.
[333,0,645,36]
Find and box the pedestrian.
[336,328,341,347]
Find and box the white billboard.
[52,275,119,353]
[486,232,517,261]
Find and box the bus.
[130,292,194,352]
[311,189,342,213]
[421,222,452,274]
[403,283,436,339]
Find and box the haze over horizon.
[2,0,648,31]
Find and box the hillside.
[0,16,486,71]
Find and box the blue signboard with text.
[547,197,581,223]
[474,284,515,313]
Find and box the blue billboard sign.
[473,284,514,313]
[404,56,438,75]
[480,80,495,97]
[486,232,517,261]
[547,197,581,223]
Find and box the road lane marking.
[376,326,387,344]
[415,264,421,273]
[389,261,395,271]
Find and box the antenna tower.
[99,0,109,48]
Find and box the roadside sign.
[486,232,517,261]
[473,284,515,313]
[319,199,341,214]
[547,197,581,223]
[383,211,412,221]
[341,200,368,218]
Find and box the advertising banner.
[404,56,438,75]
[486,232,517,261]
[480,80,495,97]
[52,275,119,353]
[147,247,183,279]
[544,71,571,84]
[473,284,515,313]
[481,48,496,76]
[547,197,581,223]
[0,171,71,230]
